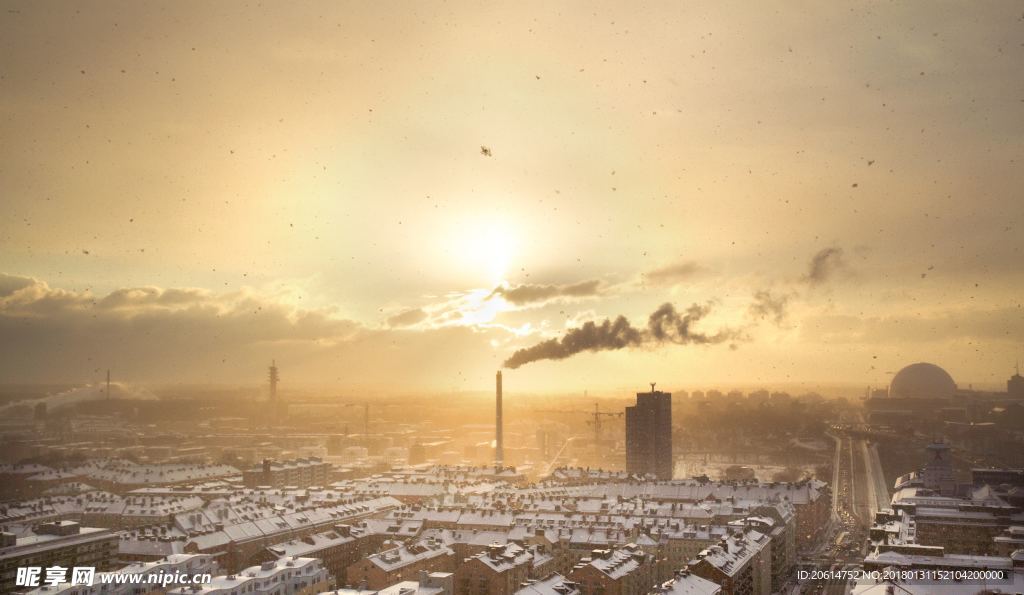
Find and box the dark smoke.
[804,247,847,285]
[749,290,790,325]
[503,302,737,369]
[503,315,642,369]
[647,302,736,344]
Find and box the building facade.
[625,389,672,480]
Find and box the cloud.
[386,307,428,328]
[490,280,603,306]
[0,274,536,387]
[503,301,740,369]
[803,247,848,286]
[749,289,791,326]
[642,261,705,286]
[0,273,36,299]
[801,306,1024,345]
[0,273,364,382]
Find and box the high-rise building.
[921,440,957,496]
[1008,362,1024,398]
[625,384,672,479]
[268,360,279,401]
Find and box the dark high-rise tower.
[625,383,672,479]
[1009,362,1024,398]
[269,360,279,402]
[495,370,504,470]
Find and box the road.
[803,430,889,594]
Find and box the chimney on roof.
[488,543,504,559]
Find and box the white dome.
[889,362,956,399]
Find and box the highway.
[803,429,890,595]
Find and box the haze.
[1,0,1022,392]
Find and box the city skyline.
[2,1,1023,391]
[4,3,1024,593]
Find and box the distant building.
[650,569,721,595]
[867,362,957,425]
[888,363,957,399]
[24,554,218,595]
[327,571,454,595]
[625,386,672,480]
[0,522,119,588]
[167,556,329,595]
[346,539,455,590]
[255,524,373,583]
[455,542,534,595]
[920,441,958,497]
[874,442,1024,556]
[243,457,331,488]
[688,528,772,595]
[514,573,581,595]
[567,545,657,595]
[972,468,1024,487]
[1009,364,1024,398]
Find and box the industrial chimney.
[495,370,503,470]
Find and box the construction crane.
[536,402,623,446]
[586,402,623,447]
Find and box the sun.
[453,220,519,285]
[479,226,516,284]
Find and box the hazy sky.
[1,1,1022,392]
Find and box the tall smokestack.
[495,370,503,470]
[106,369,111,400]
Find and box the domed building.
[866,362,962,427]
[889,362,957,399]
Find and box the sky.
[1,1,1022,393]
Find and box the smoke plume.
[804,247,847,285]
[749,290,790,325]
[503,302,737,369]
[0,382,157,416]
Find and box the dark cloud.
[98,287,210,309]
[503,302,739,369]
[749,290,791,326]
[0,275,363,383]
[642,261,704,286]
[804,247,847,285]
[0,273,36,298]
[386,307,428,328]
[491,280,602,306]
